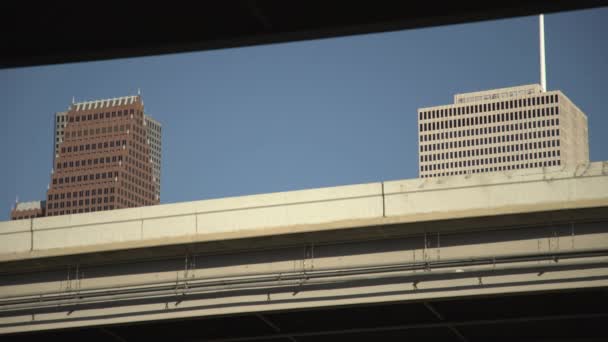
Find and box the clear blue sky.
[1,8,607,219]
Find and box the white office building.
[417,84,589,178]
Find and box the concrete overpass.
[1,162,608,340]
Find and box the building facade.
[53,111,67,164]
[417,84,589,178]
[145,115,162,202]
[45,95,161,216]
[10,201,46,220]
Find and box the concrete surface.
[1,161,607,262]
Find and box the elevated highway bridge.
[1,162,608,341]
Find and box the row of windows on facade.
[49,196,115,209]
[420,107,558,132]
[120,191,154,204]
[124,166,153,185]
[52,171,154,197]
[419,94,559,121]
[12,215,40,220]
[147,123,162,133]
[422,150,561,167]
[127,158,152,172]
[421,160,562,178]
[61,140,127,154]
[421,119,559,143]
[47,206,115,216]
[421,152,560,172]
[56,156,150,178]
[421,140,561,162]
[64,123,140,139]
[48,191,150,211]
[59,134,149,156]
[49,187,115,201]
[148,128,161,137]
[130,140,149,155]
[47,196,152,216]
[136,135,148,147]
[67,108,139,123]
[48,185,153,207]
[117,186,150,196]
[121,174,155,193]
[120,179,155,200]
[53,171,118,185]
[128,149,151,167]
[420,129,559,153]
[57,155,123,170]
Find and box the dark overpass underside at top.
[1,1,607,69]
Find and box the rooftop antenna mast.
[539,14,547,92]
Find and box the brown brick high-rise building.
[45,95,161,216]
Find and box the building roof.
[14,201,44,211]
[453,84,543,104]
[72,96,140,112]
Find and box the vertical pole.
[539,14,547,92]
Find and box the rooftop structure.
[10,200,46,220]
